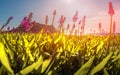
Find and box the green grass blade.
[18,55,43,75]
[0,66,7,75]
[43,53,57,75]
[2,34,14,60]
[0,42,14,75]
[41,58,52,73]
[74,56,95,75]
[112,53,120,63]
[103,68,109,75]
[35,55,43,70]
[19,63,36,75]
[89,52,113,75]
[96,36,109,54]
[47,69,60,75]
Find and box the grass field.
[0,32,120,75]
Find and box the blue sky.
[0,0,120,33]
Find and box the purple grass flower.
[7,26,10,31]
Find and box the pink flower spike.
[99,22,101,32]
[108,2,114,16]
[73,11,78,22]
[58,15,64,25]
[78,20,81,25]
